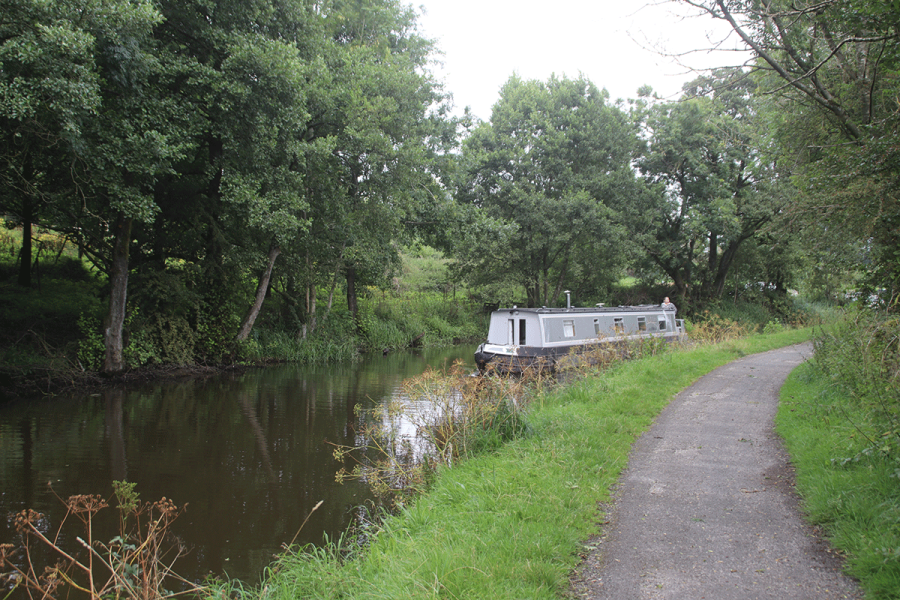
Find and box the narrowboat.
[474,302,685,374]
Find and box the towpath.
[569,343,862,600]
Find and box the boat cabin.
[475,305,685,373]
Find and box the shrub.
[813,309,900,434]
[687,311,749,344]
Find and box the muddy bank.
[0,362,252,402]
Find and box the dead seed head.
[154,497,178,515]
[66,494,108,514]
[14,509,42,532]
[0,543,16,566]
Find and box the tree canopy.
[628,69,790,306]
[3,0,899,375]
[678,0,900,301]
[455,75,639,307]
[1,0,455,371]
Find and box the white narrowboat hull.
[474,305,685,374]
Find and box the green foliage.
[778,313,900,598]
[762,319,784,335]
[685,311,750,344]
[397,246,453,294]
[136,314,196,366]
[113,479,139,531]
[699,295,785,331]
[76,313,104,371]
[1,0,456,372]
[242,328,359,364]
[698,0,900,298]
[629,68,790,303]
[456,74,637,307]
[0,271,103,373]
[357,293,484,351]
[812,310,900,432]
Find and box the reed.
[331,359,542,508]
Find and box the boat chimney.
[564,290,571,310]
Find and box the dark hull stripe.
[475,335,682,374]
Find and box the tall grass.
[243,328,360,363]
[357,293,485,352]
[247,293,486,363]
[777,309,900,599]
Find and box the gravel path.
[569,343,862,600]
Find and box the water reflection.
[0,346,472,588]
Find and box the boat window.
[658,318,667,331]
[508,319,515,344]
[593,319,600,336]
[563,319,575,338]
[519,319,527,345]
[614,317,624,334]
[637,317,646,331]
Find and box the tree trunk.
[17,156,35,288]
[17,213,32,287]
[236,244,281,341]
[103,213,132,374]
[322,243,346,325]
[346,265,358,319]
[305,278,317,338]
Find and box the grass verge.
[233,328,814,599]
[778,362,900,599]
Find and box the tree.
[287,0,455,327]
[629,69,788,306]
[1,0,179,371]
[677,0,900,300]
[456,75,638,307]
[0,0,162,291]
[2,0,455,370]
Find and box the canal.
[0,345,474,588]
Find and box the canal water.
[0,345,474,588]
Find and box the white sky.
[415,0,750,120]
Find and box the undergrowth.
[778,309,900,599]
[331,360,544,509]
[357,293,485,353]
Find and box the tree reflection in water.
[0,346,473,588]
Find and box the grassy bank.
[777,313,900,599]
[230,328,813,599]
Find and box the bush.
[687,311,750,344]
[813,309,900,431]
[778,309,900,598]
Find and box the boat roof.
[493,305,671,315]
